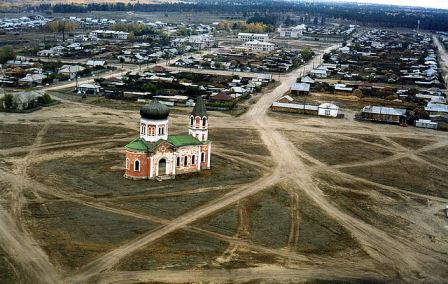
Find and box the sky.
[332,0,448,9]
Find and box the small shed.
[415,119,437,129]
[77,83,100,95]
[301,76,315,84]
[318,103,339,117]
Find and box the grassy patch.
[113,190,228,220]
[195,206,238,237]
[210,128,270,156]
[0,248,19,283]
[115,231,227,271]
[296,192,365,256]
[0,123,42,150]
[25,201,158,270]
[42,124,134,144]
[388,137,435,150]
[247,187,291,248]
[285,132,394,166]
[341,157,448,199]
[30,152,261,197]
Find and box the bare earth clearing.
[0,43,447,284]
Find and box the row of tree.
[19,1,448,31]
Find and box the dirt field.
[0,36,447,284]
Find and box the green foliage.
[37,94,52,105]
[300,48,314,62]
[3,94,13,109]
[186,86,201,97]
[173,27,191,37]
[142,83,157,93]
[206,101,235,108]
[27,99,38,110]
[0,45,15,64]
[247,13,277,26]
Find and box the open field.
[0,36,447,284]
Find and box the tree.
[0,45,15,64]
[142,83,156,93]
[3,94,13,109]
[46,20,79,42]
[353,89,363,98]
[37,94,52,105]
[300,48,314,61]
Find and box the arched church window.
[202,117,207,127]
[192,155,196,165]
[184,156,188,167]
[190,116,194,127]
[201,152,205,162]
[134,160,140,172]
[196,117,200,128]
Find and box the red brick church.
[124,97,211,180]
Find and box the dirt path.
[64,44,341,283]
[433,35,448,89]
[0,123,61,283]
[96,264,386,284]
[2,36,447,284]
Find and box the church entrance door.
[158,158,167,176]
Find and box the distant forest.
[16,0,448,31]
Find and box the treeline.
[22,1,448,32]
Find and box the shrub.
[3,94,13,109]
[37,94,52,105]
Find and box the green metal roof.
[125,135,202,152]
[167,135,203,147]
[125,138,153,152]
[191,96,207,117]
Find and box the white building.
[86,60,106,67]
[77,83,100,95]
[58,65,85,80]
[311,69,328,78]
[238,33,269,43]
[90,30,129,40]
[243,40,275,53]
[18,74,47,85]
[278,24,306,38]
[415,119,437,129]
[170,34,215,50]
[318,103,339,117]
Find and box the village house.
[271,96,340,117]
[238,33,269,42]
[243,40,275,53]
[301,76,315,84]
[278,24,306,38]
[77,83,101,95]
[291,83,310,96]
[58,65,86,80]
[90,30,129,40]
[18,74,47,86]
[415,119,438,129]
[357,106,407,124]
[310,68,328,78]
[170,34,215,50]
[124,98,211,180]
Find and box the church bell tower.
[189,96,208,141]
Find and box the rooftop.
[125,135,204,152]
